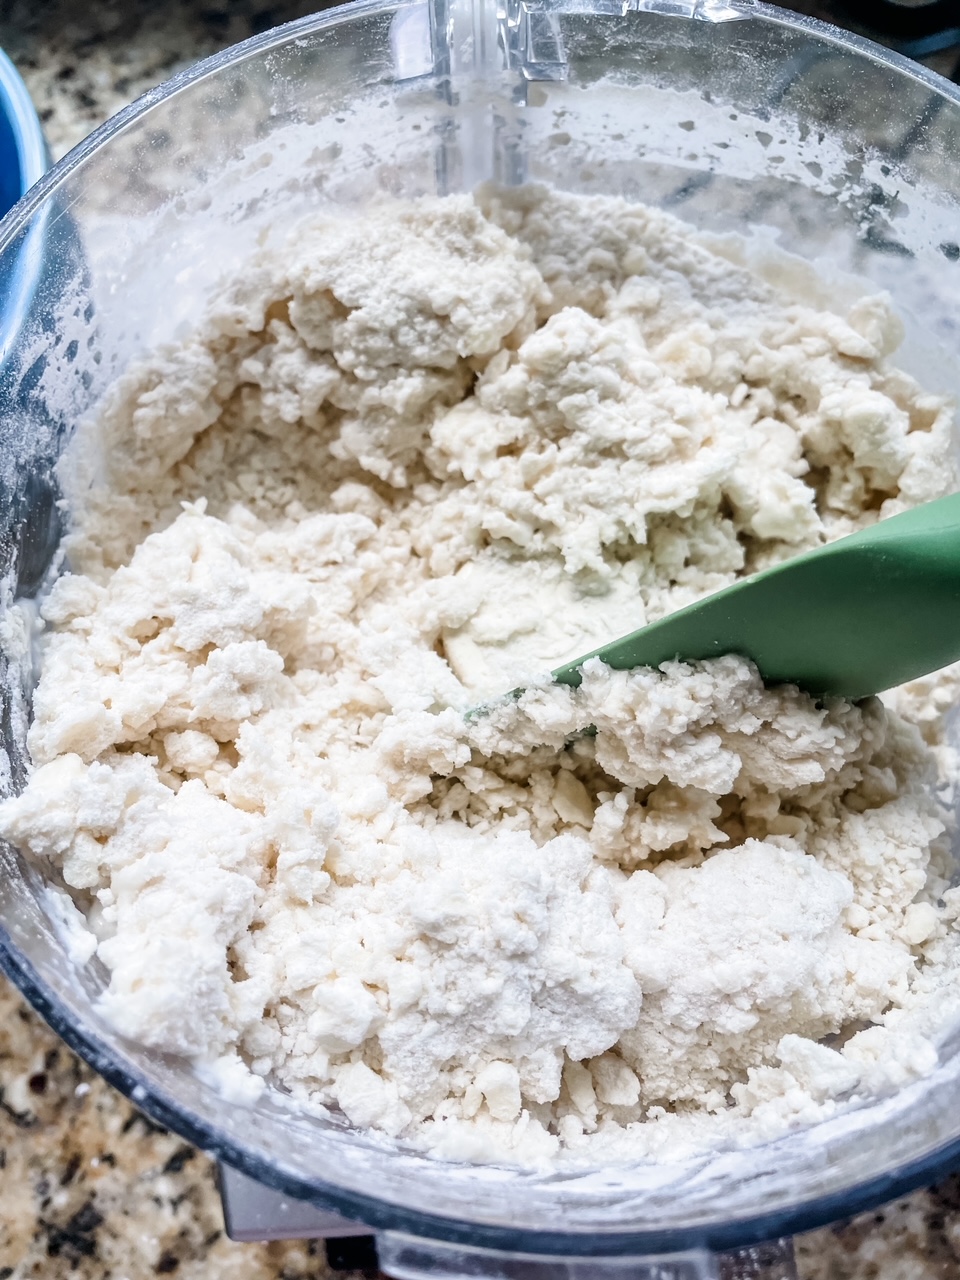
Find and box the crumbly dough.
[3,186,960,1167]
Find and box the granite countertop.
[0,2,959,1277]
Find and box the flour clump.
[3,186,960,1167]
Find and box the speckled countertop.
[0,2,959,1278]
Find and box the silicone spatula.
[549,490,960,701]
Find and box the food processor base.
[217,1164,798,1279]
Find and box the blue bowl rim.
[0,45,48,196]
[0,45,48,364]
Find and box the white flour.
[3,185,960,1167]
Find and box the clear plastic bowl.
[2,0,960,1268]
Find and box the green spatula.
[549,490,960,702]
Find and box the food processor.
[1,3,960,1277]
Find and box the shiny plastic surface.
[2,0,960,1256]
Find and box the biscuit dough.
[3,186,960,1166]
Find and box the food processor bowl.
[2,1,960,1274]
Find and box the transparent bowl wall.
[3,0,960,1256]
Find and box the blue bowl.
[0,48,47,215]
[0,54,51,592]
[0,49,47,370]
